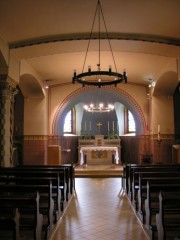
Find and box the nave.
[50,178,149,240]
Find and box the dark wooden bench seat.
[0,208,20,240]
[0,181,55,238]
[143,181,180,239]
[17,165,72,201]
[130,168,180,202]
[21,164,75,195]
[135,172,180,213]
[156,192,180,240]
[0,191,43,240]
[124,164,180,198]
[0,168,63,215]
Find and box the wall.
[49,83,148,135]
[16,78,177,165]
[151,95,174,135]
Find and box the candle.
[84,121,86,131]
[112,121,114,131]
[89,121,91,131]
[158,124,161,140]
[108,121,109,131]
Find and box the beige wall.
[151,95,174,135]
[24,96,48,135]
[48,82,148,135]
[23,80,174,136]
[49,84,80,134]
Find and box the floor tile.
[49,178,149,240]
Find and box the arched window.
[63,108,76,135]
[128,110,136,133]
[124,108,136,134]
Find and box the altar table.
[79,146,119,165]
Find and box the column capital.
[0,75,18,100]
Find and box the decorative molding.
[9,32,180,49]
[24,135,48,141]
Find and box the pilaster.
[0,75,18,167]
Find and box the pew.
[135,172,180,213]
[144,181,180,239]
[156,192,180,240]
[124,164,180,197]
[0,165,74,238]
[0,191,43,240]
[18,164,74,201]
[0,180,55,238]
[62,163,75,193]
[0,208,20,240]
[0,168,62,220]
[128,165,180,201]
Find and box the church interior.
[0,0,180,239]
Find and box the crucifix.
[97,122,102,134]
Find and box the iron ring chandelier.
[72,0,127,88]
[73,68,127,88]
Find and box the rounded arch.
[153,71,178,96]
[19,73,44,99]
[52,86,146,135]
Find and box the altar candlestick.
[84,121,86,131]
[157,124,161,140]
[112,121,114,131]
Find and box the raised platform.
[75,164,123,178]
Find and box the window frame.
[63,108,76,134]
[124,108,136,134]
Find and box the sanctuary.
[78,135,121,165]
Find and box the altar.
[78,135,121,165]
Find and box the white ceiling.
[0,0,180,94]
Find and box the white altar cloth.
[80,146,119,165]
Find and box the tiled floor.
[50,178,149,240]
[75,164,123,177]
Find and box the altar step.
[75,164,123,178]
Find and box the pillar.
[0,75,18,167]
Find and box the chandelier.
[84,103,114,113]
[84,87,115,113]
[72,0,127,88]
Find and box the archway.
[53,86,146,136]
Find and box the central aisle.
[50,178,149,240]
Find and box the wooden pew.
[0,181,55,239]
[18,165,71,202]
[0,208,20,240]
[135,172,180,214]
[144,181,180,239]
[62,164,75,194]
[0,168,62,213]
[124,164,180,198]
[0,169,62,223]
[156,192,180,240]
[129,165,180,202]
[0,191,43,240]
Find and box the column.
[0,75,18,167]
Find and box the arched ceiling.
[0,0,180,95]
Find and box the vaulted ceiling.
[0,0,180,95]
